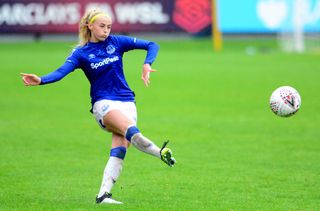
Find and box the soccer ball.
[269,86,301,117]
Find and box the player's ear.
[88,23,94,30]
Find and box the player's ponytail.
[78,9,108,46]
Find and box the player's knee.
[110,146,127,160]
[125,125,140,142]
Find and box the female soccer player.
[20,8,176,204]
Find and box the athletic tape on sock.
[110,146,127,160]
[125,126,140,142]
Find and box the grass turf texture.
[1,38,320,210]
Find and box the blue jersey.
[40,35,159,105]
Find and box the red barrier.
[0,0,212,34]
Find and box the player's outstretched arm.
[20,73,41,86]
[141,64,156,87]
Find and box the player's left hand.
[141,64,156,87]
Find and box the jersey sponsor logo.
[106,45,116,54]
[88,54,96,60]
[90,56,119,70]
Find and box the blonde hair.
[78,9,111,46]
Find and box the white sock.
[131,133,161,158]
[98,156,123,198]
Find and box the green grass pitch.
[1,38,320,210]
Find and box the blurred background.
[1,0,320,53]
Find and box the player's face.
[89,16,112,42]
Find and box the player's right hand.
[20,73,41,86]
